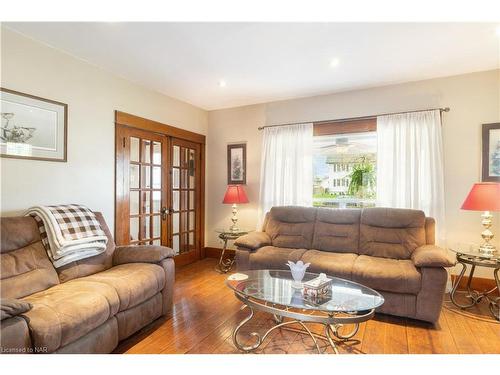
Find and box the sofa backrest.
[359,207,427,259]
[312,208,361,254]
[55,212,116,282]
[0,216,60,299]
[264,206,317,249]
[0,212,116,297]
[263,206,433,259]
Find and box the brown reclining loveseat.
[0,213,174,353]
[235,206,455,323]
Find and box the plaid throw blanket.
[25,205,108,268]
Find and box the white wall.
[206,69,500,278]
[0,27,208,233]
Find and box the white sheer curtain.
[376,110,446,243]
[258,123,313,228]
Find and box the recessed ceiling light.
[218,80,227,88]
[330,58,340,68]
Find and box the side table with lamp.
[215,185,250,273]
[450,182,500,320]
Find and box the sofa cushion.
[1,298,32,320]
[265,206,317,249]
[249,246,308,270]
[359,207,426,259]
[300,250,358,279]
[22,280,120,353]
[1,241,60,299]
[71,263,165,312]
[351,255,422,294]
[312,208,360,253]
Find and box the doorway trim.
[114,110,206,263]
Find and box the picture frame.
[227,143,246,185]
[0,87,68,162]
[482,122,500,182]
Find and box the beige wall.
[0,28,208,232]
[206,69,500,278]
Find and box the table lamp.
[222,185,249,232]
[461,182,500,254]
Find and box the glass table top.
[448,243,500,262]
[215,228,253,236]
[226,270,384,313]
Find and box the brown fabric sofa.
[234,206,455,323]
[0,213,175,354]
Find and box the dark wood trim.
[227,143,247,185]
[451,274,498,295]
[204,246,235,259]
[0,87,68,162]
[115,111,205,144]
[481,122,500,182]
[200,143,206,258]
[313,118,376,136]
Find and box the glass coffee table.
[226,270,384,354]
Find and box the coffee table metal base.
[232,292,374,354]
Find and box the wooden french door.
[115,125,202,265]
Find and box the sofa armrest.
[412,245,456,268]
[113,245,175,265]
[234,232,271,251]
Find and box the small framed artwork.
[482,123,500,182]
[1,87,67,162]
[227,143,246,185]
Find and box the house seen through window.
[313,131,377,208]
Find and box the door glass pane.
[152,166,161,189]
[141,216,150,240]
[142,166,151,188]
[173,213,179,233]
[182,148,189,168]
[142,140,151,163]
[180,211,188,232]
[181,232,188,253]
[130,164,139,189]
[173,146,180,167]
[181,169,188,188]
[130,137,140,162]
[152,239,161,246]
[142,191,151,214]
[189,191,195,210]
[172,168,179,188]
[181,191,187,210]
[189,211,195,230]
[172,235,179,255]
[189,232,194,246]
[130,191,139,215]
[130,217,139,241]
[189,149,195,188]
[153,215,160,238]
[152,191,161,213]
[173,191,180,211]
[152,142,161,165]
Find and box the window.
[313,131,377,208]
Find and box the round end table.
[214,228,251,273]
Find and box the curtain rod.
[257,107,450,130]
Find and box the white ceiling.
[5,22,500,110]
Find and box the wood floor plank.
[114,258,500,354]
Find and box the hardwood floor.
[114,258,500,354]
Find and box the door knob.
[161,207,168,220]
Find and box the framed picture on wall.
[0,87,67,162]
[482,123,500,182]
[227,143,246,185]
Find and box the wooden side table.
[449,244,500,321]
[214,229,250,273]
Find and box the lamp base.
[479,211,496,255]
[229,203,239,232]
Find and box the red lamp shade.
[461,183,500,211]
[223,185,249,204]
